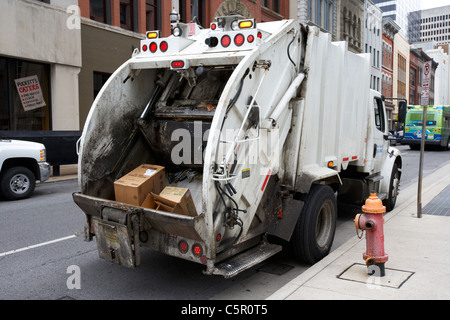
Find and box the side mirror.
[398,101,407,124]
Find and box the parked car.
[0,139,50,200]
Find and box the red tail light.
[247,35,254,43]
[192,244,203,257]
[178,240,188,254]
[221,35,231,47]
[171,60,185,68]
[160,41,168,52]
[257,31,262,39]
[234,33,245,46]
[142,44,148,52]
[150,42,158,53]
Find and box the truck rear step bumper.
[72,192,204,242]
[212,243,282,278]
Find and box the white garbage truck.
[73,16,403,278]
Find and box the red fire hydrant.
[354,193,388,277]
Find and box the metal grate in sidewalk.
[423,185,450,216]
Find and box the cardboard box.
[141,193,156,209]
[152,186,197,217]
[114,164,166,206]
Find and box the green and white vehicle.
[403,105,450,150]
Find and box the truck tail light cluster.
[177,239,204,259]
[139,18,263,57]
[142,41,168,53]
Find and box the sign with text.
[421,61,432,107]
[14,75,46,111]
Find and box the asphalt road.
[0,145,449,300]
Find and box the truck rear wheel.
[291,184,337,264]
[0,166,36,200]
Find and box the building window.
[90,0,108,24]
[309,0,335,35]
[410,88,415,105]
[93,72,111,99]
[273,0,280,13]
[0,57,51,131]
[410,68,416,86]
[191,0,204,27]
[146,0,161,31]
[120,0,134,31]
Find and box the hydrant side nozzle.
[354,214,361,230]
[354,213,376,231]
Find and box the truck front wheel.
[0,166,36,200]
[291,184,337,264]
[383,164,400,212]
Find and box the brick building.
[76,0,289,127]
[79,0,288,37]
[381,17,400,130]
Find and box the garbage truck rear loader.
[73,17,402,278]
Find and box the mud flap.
[92,218,136,268]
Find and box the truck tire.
[383,164,400,212]
[290,184,337,264]
[0,166,36,200]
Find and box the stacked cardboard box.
[114,164,166,206]
[114,164,197,217]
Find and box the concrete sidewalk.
[267,162,450,300]
[47,164,78,182]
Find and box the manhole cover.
[337,263,414,289]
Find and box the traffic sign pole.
[417,60,432,219]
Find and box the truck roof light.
[149,42,158,53]
[173,26,182,37]
[146,31,160,39]
[239,20,254,29]
[221,35,231,47]
[160,41,168,52]
[231,20,239,31]
[234,33,245,46]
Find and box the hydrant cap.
[362,193,386,214]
